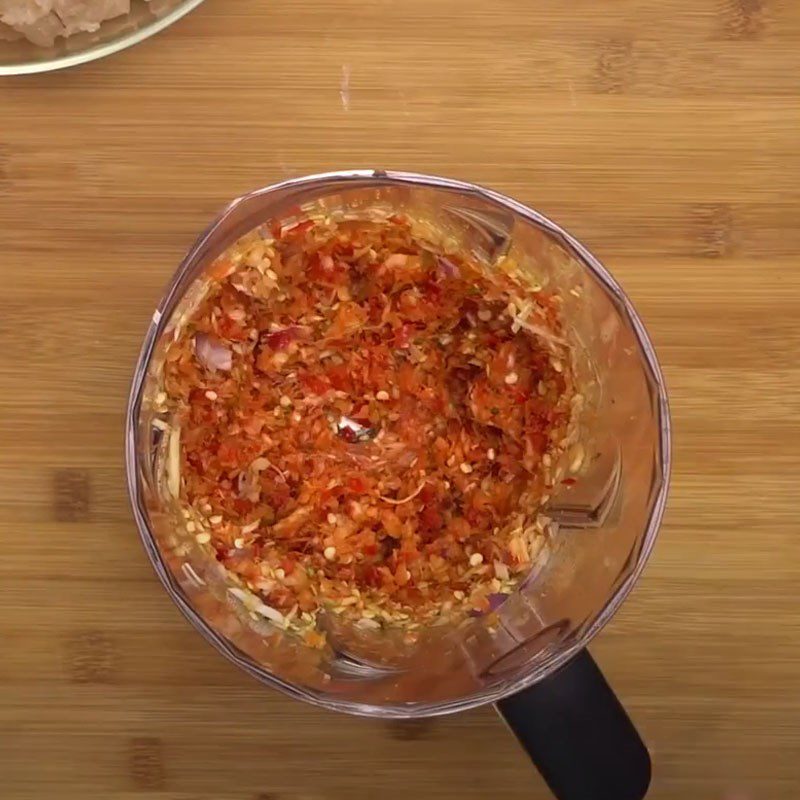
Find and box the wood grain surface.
[1,1,799,798]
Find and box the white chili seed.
[195,532,211,544]
[487,448,496,461]
[327,513,337,525]
[459,462,473,474]
[279,395,292,407]
[209,515,223,525]
[376,390,390,401]
[324,546,337,561]
[469,553,484,567]
[504,371,519,385]
[205,390,218,401]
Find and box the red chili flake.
[394,322,414,349]
[280,558,296,575]
[301,374,330,395]
[419,506,444,532]
[513,389,531,405]
[338,426,357,443]
[326,364,350,390]
[348,476,369,493]
[265,327,298,350]
[282,219,314,238]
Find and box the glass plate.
[0,0,205,75]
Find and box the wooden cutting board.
[1,1,798,798]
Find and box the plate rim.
[0,0,206,76]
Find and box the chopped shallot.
[195,332,232,371]
[436,255,461,279]
[488,593,509,612]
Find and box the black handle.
[496,649,651,800]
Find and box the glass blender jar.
[126,170,671,800]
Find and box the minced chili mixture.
[158,213,578,646]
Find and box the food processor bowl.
[126,170,670,800]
